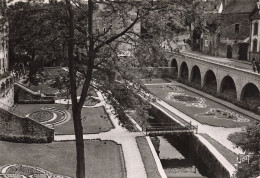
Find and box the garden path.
[143,82,244,154]
[54,90,149,178]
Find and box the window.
[254,23,258,35]
[235,24,240,33]
[205,40,209,47]
[253,39,258,52]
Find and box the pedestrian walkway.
[54,90,150,178]
[142,81,244,154]
[180,50,260,74]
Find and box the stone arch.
[203,70,217,93]
[180,62,189,81]
[171,58,178,78]
[220,75,237,99]
[241,83,260,101]
[190,65,201,85]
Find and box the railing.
[143,122,198,136]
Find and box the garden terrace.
[144,83,255,127]
[0,140,125,178]
[0,108,54,143]
[15,104,114,134]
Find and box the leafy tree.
[2,0,205,177]
[229,122,260,178]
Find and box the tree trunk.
[65,0,86,177]
[73,107,85,178]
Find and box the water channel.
[157,136,208,178]
[144,80,256,178]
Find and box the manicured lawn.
[84,96,100,106]
[199,134,238,166]
[136,136,161,178]
[15,104,114,134]
[0,140,125,178]
[55,106,114,134]
[77,85,98,97]
[145,84,255,128]
[140,78,171,84]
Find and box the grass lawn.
[84,96,100,106]
[199,134,238,166]
[145,84,255,128]
[136,136,161,178]
[140,78,171,84]
[15,104,114,134]
[0,140,125,178]
[77,85,98,97]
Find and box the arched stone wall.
[166,53,260,101]
[203,70,217,93]
[170,58,178,78]
[219,75,237,99]
[240,83,260,101]
[190,65,201,85]
[179,62,189,81]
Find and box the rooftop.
[222,0,256,14]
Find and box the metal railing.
[143,122,198,136]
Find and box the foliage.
[228,123,260,178]
[2,0,205,177]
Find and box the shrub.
[17,99,55,104]
[177,79,258,114]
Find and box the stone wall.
[192,135,231,178]
[14,84,54,104]
[0,108,54,143]
[0,87,14,107]
[220,13,250,40]
[149,105,183,126]
[149,103,232,178]
[218,42,239,59]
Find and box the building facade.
[0,0,8,75]
[249,1,260,62]
[219,0,256,61]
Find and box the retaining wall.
[14,84,54,104]
[0,108,54,143]
[149,104,232,178]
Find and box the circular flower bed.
[29,111,54,123]
[159,85,184,92]
[166,92,207,108]
[202,108,250,122]
[1,164,70,178]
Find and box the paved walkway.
[55,90,149,178]
[180,50,260,75]
[143,81,244,154]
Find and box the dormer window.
[235,24,240,33]
[254,22,258,35]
